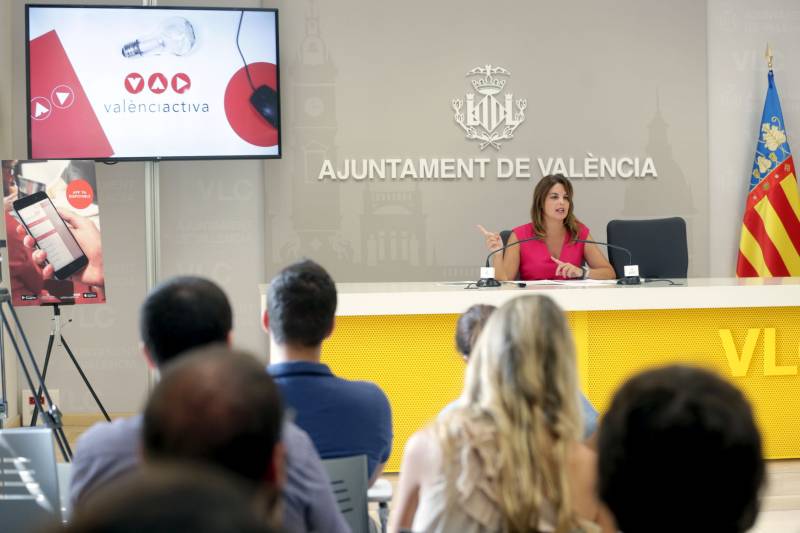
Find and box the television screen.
[26,5,280,161]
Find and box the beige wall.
[265,0,709,282]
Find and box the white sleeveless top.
[412,417,601,533]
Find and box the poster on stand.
[1,160,106,306]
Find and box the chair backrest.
[322,455,370,533]
[606,217,688,278]
[499,230,512,248]
[0,427,62,531]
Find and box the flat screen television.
[26,5,281,161]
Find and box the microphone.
[477,236,543,288]
[571,239,641,285]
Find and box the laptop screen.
[0,427,62,530]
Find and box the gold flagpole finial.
[765,43,774,70]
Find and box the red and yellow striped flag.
[737,70,800,277]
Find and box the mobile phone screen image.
[14,192,88,280]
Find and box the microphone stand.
[0,288,71,461]
[571,239,641,285]
[477,236,543,288]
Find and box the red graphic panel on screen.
[224,62,278,147]
[29,30,113,158]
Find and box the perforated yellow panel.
[323,307,800,472]
[576,307,800,460]
[321,314,465,473]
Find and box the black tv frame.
[25,4,281,162]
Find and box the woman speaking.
[479,174,615,280]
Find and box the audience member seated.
[597,365,765,533]
[447,303,600,442]
[60,464,278,533]
[389,295,616,533]
[142,347,285,527]
[70,276,347,533]
[265,259,392,485]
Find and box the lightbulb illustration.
[121,17,197,58]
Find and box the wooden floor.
[59,421,800,532]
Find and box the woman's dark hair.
[455,304,496,358]
[530,174,580,238]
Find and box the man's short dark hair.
[267,259,336,347]
[143,346,283,487]
[62,465,277,533]
[597,365,764,533]
[139,276,232,366]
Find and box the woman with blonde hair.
[388,295,615,533]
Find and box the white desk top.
[259,277,800,316]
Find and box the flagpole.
[765,43,773,71]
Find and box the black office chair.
[499,230,512,248]
[606,217,688,278]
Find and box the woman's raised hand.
[477,225,503,252]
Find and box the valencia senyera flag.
[737,70,800,277]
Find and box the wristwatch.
[580,266,589,279]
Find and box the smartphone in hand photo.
[13,191,88,280]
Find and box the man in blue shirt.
[265,259,392,484]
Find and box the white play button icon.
[171,73,191,94]
[30,97,52,120]
[51,84,75,109]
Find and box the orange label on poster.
[66,179,93,209]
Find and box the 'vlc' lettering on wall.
[719,328,798,377]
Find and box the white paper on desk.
[548,279,619,286]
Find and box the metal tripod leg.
[60,336,110,422]
[29,333,55,427]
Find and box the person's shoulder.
[512,222,533,237]
[75,415,142,454]
[403,427,440,470]
[567,441,598,486]
[350,379,391,406]
[577,221,590,239]
[283,420,316,451]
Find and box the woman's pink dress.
[512,222,590,280]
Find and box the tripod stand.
[30,304,110,428]
[0,288,70,461]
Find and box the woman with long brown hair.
[388,295,615,533]
[478,174,615,280]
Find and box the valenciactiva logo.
[103,72,210,114]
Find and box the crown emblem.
[452,64,526,150]
[471,77,505,95]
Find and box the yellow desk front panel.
[321,306,800,473]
